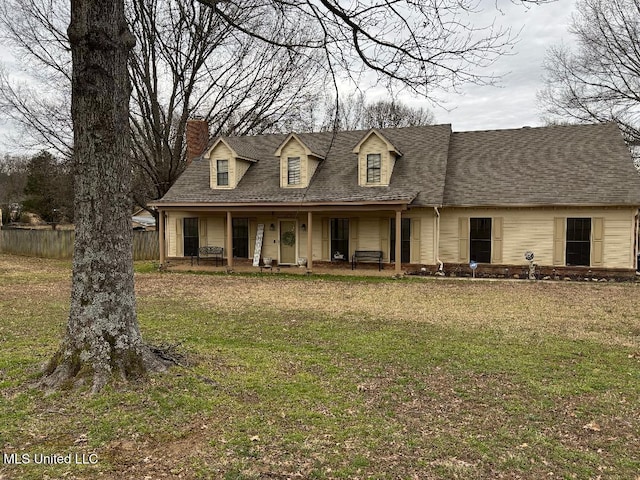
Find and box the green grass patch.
[1,254,639,479]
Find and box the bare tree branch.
[539,0,640,145]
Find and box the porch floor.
[165,260,401,277]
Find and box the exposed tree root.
[38,344,171,394]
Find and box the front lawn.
[0,254,638,479]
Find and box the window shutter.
[458,217,469,263]
[553,217,565,265]
[380,218,389,262]
[350,218,359,255]
[411,219,421,263]
[592,217,604,267]
[199,218,208,247]
[322,218,329,260]
[492,217,503,264]
[249,220,257,258]
[175,218,183,257]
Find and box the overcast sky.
[0,1,577,152]
[426,0,576,131]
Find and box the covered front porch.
[157,202,427,275]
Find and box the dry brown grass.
[137,272,640,349]
[1,254,639,480]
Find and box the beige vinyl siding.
[357,134,395,186]
[206,217,225,253]
[440,207,636,269]
[357,211,434,264]
[308,157,321,181]
[166,213,227,257]
[602,215,634,268]
[235,159,251,186]
[358,217,381,251]
[208,143,252,189]
[209,143,233,189]
[412,209,436,265]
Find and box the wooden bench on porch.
[351,250,383,271]
[192,246,224,266]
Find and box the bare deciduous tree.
[0,154,28,222]
[28,0,553,392]
[39,0,166,393]
[310,92,435,131]
[194,0,552,96]
[127,0,323,212]
[0,0,323,214]
[539,0,640,145]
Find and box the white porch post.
[395,208,402,274]
[226,211,233,268]
[307,211,313,271]
[158,209,165,265]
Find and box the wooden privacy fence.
[0,230,159,261]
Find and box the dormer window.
[206,137,257,189]
[287,157,301,185]
[274,133,325,188]
[216,159,229,186]
[366,154,381,183]
[353,129,402,187]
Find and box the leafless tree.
[539,0,640,145]
[194,0,553,96]
[0,154,28,221]
[363,99,435,129]
[312,92,435,131]
[127,0,323,212]
[38,0,166,393]
[0,0,323,213]
[31,0,554,392]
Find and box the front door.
[183,217,199,257]
[279,220,297,265]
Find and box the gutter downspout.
[635,208,639,272]
[434,206,444,275]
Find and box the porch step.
[252,223,265,267]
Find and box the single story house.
[131,208,157,231]
[150,120,640,276]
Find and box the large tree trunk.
[41,0,162,393]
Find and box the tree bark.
[41,0,162,393]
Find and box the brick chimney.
[186,118,209,164]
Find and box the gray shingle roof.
[444,122,640,206]
[156,122,640,207]
[159,124,452,206]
